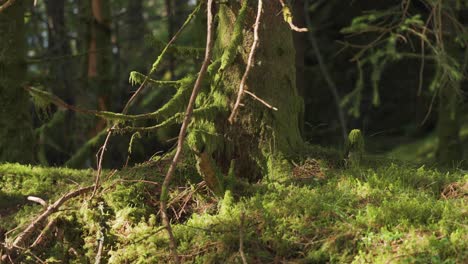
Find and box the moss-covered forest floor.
[0,144,466,263]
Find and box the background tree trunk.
[0,1,35,163]
[43,0,77,165]
[435,11,464,166]
[88,0,112,133]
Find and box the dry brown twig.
[239,212,248,264]
[2,185,94,259]
[229,0,267,123]
[29,217,57,248]
[159,0,215,263]
[0,0,16,13]
[278,0,308,32]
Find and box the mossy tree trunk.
[189,1,303,187]
[0,1,35,163]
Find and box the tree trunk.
[0,1,35,163]
[435,11,464,167]
[88,0,112,133]
[436,84,462,166]
[43,0,76,165]
[189,1,303,185]
[45,0,74,103]
[293,0,306,137]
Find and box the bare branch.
[7,186,94,250]
[229,0,264,123]
[0,0,16,13]
[278,0,308,32]
[159,0,216,263]
[244,91,278,111]
[239,212,248,264]
[30,218,57,248]
[27,196,48,207]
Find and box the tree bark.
[190,1,303,183]
[88,0,112,134]
[0,1,35,163]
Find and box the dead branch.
[6,186,94,251]
[229,0,264,123]
[278,0,308,32]
[159,0,215,263]
[0,0,16,13]
[29,217,57,249]
[27,196,48,207]
[239,212,247,264]
[244,91,278,111]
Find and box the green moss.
[345,129,365,167]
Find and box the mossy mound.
[1,158,467,263]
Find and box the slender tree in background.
[435,9,464,166]
[45,0,75,104]
[0,1,35,163]
[292,0,306,137]
[88,0,112,133]
[41,0,77,164]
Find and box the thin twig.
[7,186,94,250]
[29,218,57,248]
[0,0,16,13]
[229,0,264,123]
[244,91,277,110]
[159,1,215,263]
[27,196,48,207]
[239,212,247,264]
[94,230,104,264]
[278,0,308,32]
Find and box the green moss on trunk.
[189,1,304,183]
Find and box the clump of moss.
[2,155,467,263]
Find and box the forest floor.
[0,144,467,263]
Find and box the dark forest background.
[2,0,467,169]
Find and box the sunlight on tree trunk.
[190,1,304,183]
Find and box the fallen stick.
[6,185,94,250]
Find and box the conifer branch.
[91,3,202,198]
[159,1,215,263]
